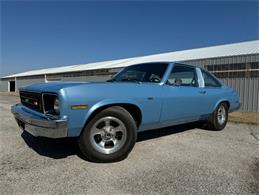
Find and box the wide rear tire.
[207,102,228,130]
[78,106,137,162]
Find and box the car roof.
[128,61,199,68]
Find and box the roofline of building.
[1,40,259,79]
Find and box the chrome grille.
[20,91,43,113]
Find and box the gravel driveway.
[0,95,258,194]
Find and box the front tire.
[78,106,137,162]
[207,102,228,130]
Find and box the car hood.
[19,81,158,93]
[19,82,87,92]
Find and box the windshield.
[109,63,169,83]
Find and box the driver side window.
[167,65,198,87]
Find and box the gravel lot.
[0,95,258,194]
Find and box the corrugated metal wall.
[1,54,258,112]
[0,80,9,92]
[46,74,111,82]
[221,78,259,112]
[182,54,259,112]
[16,76,45,92]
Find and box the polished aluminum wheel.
[89,116,127,154]
[217,105,226,125]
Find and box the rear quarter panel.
[206,85,240,113]
[217,85,240,112]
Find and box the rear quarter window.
[201,69,222,87]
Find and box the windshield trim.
[109,62,171,84]
[160,62,174,85]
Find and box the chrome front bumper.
[11,104,68,138]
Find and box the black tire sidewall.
[79,106,137,162]
[211,103,228,130]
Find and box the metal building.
[1,40,258,112]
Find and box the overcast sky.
[1,1,258,77]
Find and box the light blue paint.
[19,62,240,137]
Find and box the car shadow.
[137,121,204,142]
[21,121,206,160]
[21,131,78,159]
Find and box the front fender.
[68,98,142,137]
[84,98,141,125]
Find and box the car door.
[160,64,206,126]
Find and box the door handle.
[199,91,206,94]
[147,97,154,100]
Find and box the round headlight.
[53,98,60,115]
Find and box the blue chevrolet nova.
[11,62,240,162]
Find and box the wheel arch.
[214,99,230,111]
[81,100,143,135]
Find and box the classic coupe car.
[11,62,240,162]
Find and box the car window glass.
[120,70,146,82]
[167,65,198,87]
[112,63,168,83]
[201,69,221,87]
